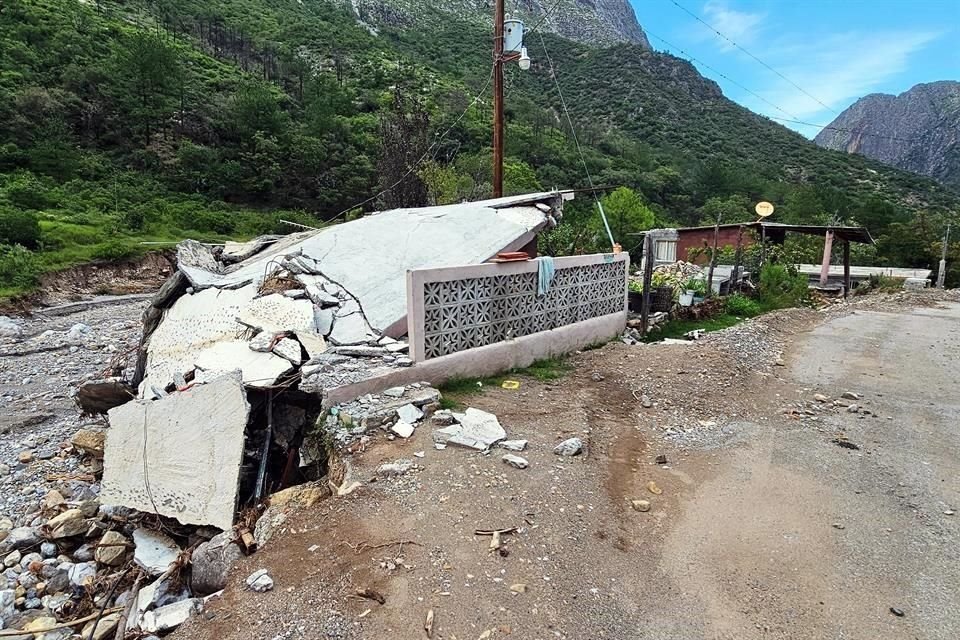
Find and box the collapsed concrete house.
[98,191,630,529]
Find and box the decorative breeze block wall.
[407,254,628,361]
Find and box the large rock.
[95,531,130,567]
[553,437,584,457]
[44,510,88,539]
[0,316,23,340]
[81,612,121,640]
[70,429,106,458]
[190,532,243,595]
[432,408,506,451]
[133,529,180,576]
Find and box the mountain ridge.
[814,81,960,190]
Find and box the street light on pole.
[492,1,531,197]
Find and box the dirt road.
[173,298,959,640]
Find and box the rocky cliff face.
[815,81,960,189]
[337,0,650,48]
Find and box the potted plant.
[650,271,675,312]
[687,278,707,304]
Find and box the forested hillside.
[1,0,958,296]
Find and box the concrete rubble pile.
[0,193,570,636]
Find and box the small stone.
[646,481,663,495]
[501,454,529,469]
[71,429,105,458]
[40,543,57,558]
[95,531,130,567]
[81,612,121,640]
[498,439,528,452]
[847,404,859,413]
[141,598,203,633]
[813,394,829,403]
[133,528,181,576]
[553,438,583,457]
[245,569,274,592]
[42,490,65,512]
[3,551,21,568]
[631,499,651,512]
[943,510,955,516]
[17,451,33,464]
[641,395,653,409]
[382,387,405,398]
[890,607,905,617]
[590,372,604,382]
[841,391,860,401]
[655,454,668,465]
[376,460,413,477]
[68,561,97,587]
[832,523,845,530]
[510,583,527,594]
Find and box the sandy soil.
[169,297,959,640]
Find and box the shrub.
[758,264,808,309]
[725,293,762,317]
[0,244,40,290]
[91,240,141,261]
[0,207,41,249]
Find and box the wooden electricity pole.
[492,0,506,197]
[937,223,951,289]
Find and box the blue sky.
[630,0,960,137]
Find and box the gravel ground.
[0,301,145,526]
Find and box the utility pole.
[492,0,505,197]
[937,223,951,289]
[491,1,530,197]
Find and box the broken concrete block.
[314,307,334,336]
[140,598,203,633]
[194,341,293,388]
[377,459,413,476]
[71,429,105,458]
[328,311,372,346]
[272,337,303,365]
[133,528,181,576]
[238,294,315,335]
[248,331,277,352]
[145,285,258,389]
[282,289,306,299]
[245,569,274,592]
[102,373,249,530]
[382,387,405,398]
[498,439,528,452]
[433,408,506,450]
[396,404,423,424]
[391,421,415,438]
[296,332,327,359]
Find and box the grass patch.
[510,357,570,381]
[437,357,572,409]
[643,313,745,342]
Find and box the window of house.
[655,240,677,263]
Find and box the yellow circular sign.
[755,201,775,217]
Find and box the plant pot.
[679,291,694,307]
[652,286,674,312]
[628,291,644,313]
[693,295,705,305]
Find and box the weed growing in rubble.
[725,293,762,317]
[439,358,571,407]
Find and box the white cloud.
[745,29,944,123]
[695,1,766,51]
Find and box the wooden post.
[706,216,720,297]
[937,223,950,289]
[492,0,505,197]
[819,230,834,286]
[843,240,851,298]
[731,225,744,291]
[640,234,654,335]
[760,224,767,267]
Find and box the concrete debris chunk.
[296,331,328,359]
[245,569,274,592]
[194,340,293,388]
[391,421,415,438]
[431,409,457,426]
[396,403,423,424]
[327,310,373,346]
[103,373,249,529]
[501,454,529,469]
[382,387,406,398]
[377,460,413,477]
[272,337,303,364]
[132,528,181,576]
[553,437,584,456]
[314,307,334,336]
[140,598,203,633]
[248,331,277,352]
[498,439,528,452]
[433,408,506,451]
[238,294,316,335]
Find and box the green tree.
[595,186,654,247]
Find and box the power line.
[524,0,565,38]
[662,0,837,115]
[326,65,496,223]
[644,29,936,145]
[644,28,799,119]
[537,31,616,247]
